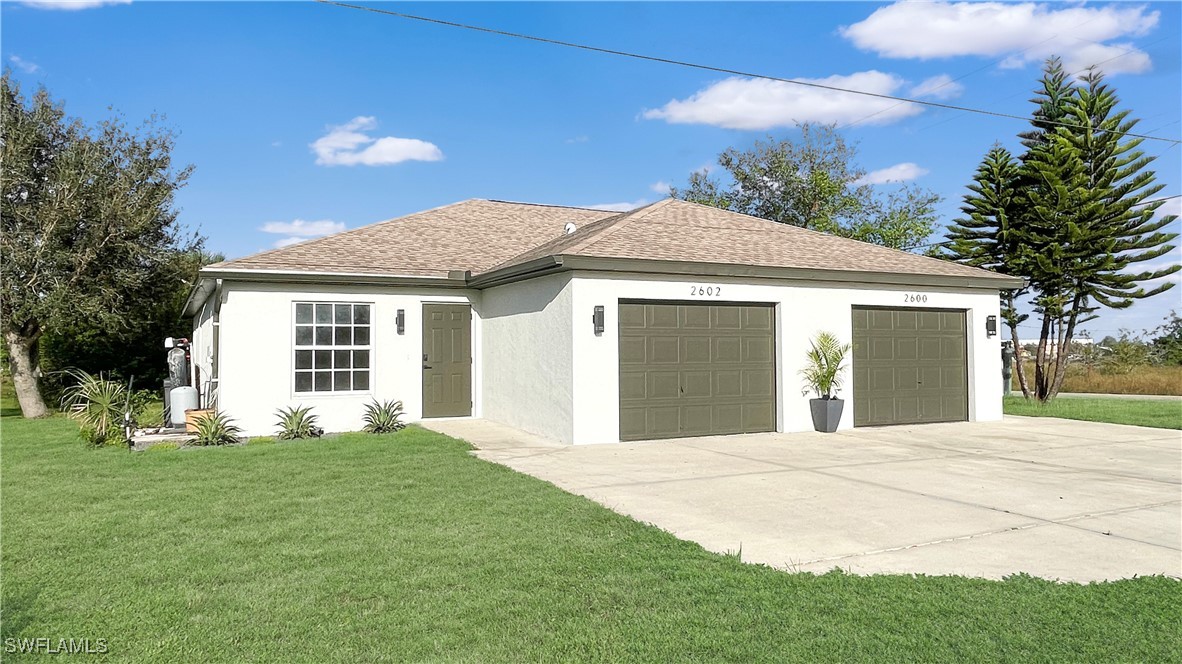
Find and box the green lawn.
[1005,395,1182,429]
[2,405,1180,661]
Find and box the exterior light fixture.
[396,309,405,335]
[592,305,604,336]
[986,315,998,338]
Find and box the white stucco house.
[184,198,1023,443]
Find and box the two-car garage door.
[617,302,969,440]
[619,302,776,441]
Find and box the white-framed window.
[293,302,371,393]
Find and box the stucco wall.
[480,273,575,443]
[570,272,1004,445]
[209,281,482,437]
[189,292,217,409]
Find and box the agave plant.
[187,411,242,446]
[274,405,323,440]
[362,399,405,434]
[59,369,128,446]
[800,332,851,399]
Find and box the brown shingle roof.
[209,198,1015,285]
[209,199,618,278]
[485,198,1013,282]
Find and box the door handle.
[423,353,432,370]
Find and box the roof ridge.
[212,199,483,268]
[571,198,674,256]
[485,199,627,213]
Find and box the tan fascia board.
[470,255,1026,291]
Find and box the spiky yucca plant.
[59,369,128,446]
[187,411,242,446]
[800,332,850,399]
[274,405,323,440]
[362,399,405,434]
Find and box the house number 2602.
[691,285,721,297]
[904,293,928,303]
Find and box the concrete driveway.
[425,417,1181,583]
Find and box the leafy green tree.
[1,73,199,417]
[939,60,1179,401]
[673,123,940,249]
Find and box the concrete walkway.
[425,417,1181,583]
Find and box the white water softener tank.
[169,386,198,427]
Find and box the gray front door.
[619,301,776,441]
[852,307,968,426]
[422,303,472,418]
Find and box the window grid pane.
[294,303,372,393]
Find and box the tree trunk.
[1049,297,1083,398]
[1008,322,1030,398]
[4,328,50,418]
[1033,313,1052,401]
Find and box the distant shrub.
[274,405,323,440]
[187,411,242,447]
[362,399,405,434]
[129,389,163,428]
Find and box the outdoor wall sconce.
[592,305,604,336]
[396,309,405,335]
[986,315,998,338]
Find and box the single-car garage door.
[852,307,968,426]
[619,301,775,441]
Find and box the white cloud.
[310,116,443,167]
[584,199,649,212]
[841,2,1158,76]
[910,74,964,100]
[650,181,672,195]
[643,71,923,130]
[260,219,345,248]
[273,237,309,249]
[21,0,129,9]
[853,162,930,185]
[8,55,41,74]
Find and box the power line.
[314,0,1181,146]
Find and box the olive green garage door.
[852,307,968,426]
[619,301,776,441]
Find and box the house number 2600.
[691,285,721,297]
[904,293,928,303]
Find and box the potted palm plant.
[800,332,850,433]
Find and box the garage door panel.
[744,336,774,363]
[714,307,742,329]
[648,372,680,399]
[649,337,680,363]
[853,306,968,426]
[744,369,774,397]
[715,338,742,362]
[620,337,646,364]
[683,337,712,363]
[619,303,646,328]
[620,373,647,401]
[620,302,776,441]
[682,371,712,397]
[648,407,680,436]
[744,307,773,330]
[715,370,742,397]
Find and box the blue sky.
[3,0,1180,339]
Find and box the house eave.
[197,267,471,288]
[472,255,1027,291]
